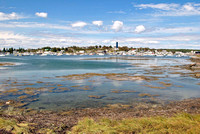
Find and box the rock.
[186,63,200,70]
[189,63,196,67]
[195,73,200,78]
[6,101,10,105]
[5,100,14,105]
[152,105,157,108]
[88,95,105,99]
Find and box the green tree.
[51,47,57,52]
[42,46,51,51]
[119,46,129,51]
[3,48,6,52]
[64,48,68,52]
[8,47,14,54]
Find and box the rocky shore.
[0,98,200,133]
[177,56,200,78]
[187,57,200,70]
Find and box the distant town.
[0,43,200,57]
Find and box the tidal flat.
[0,55,200,133]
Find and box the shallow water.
[0,55,199,111]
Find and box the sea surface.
[0,55,200,111]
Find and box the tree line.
[0,46,199,54]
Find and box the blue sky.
[0,0,200,49]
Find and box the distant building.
[116,42,118,48]
[195,51,200,55]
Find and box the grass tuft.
[0,118,30,133]
[70,113,200,134]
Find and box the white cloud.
[125,38,159,44]
[152,27,200,34]
[35,12,48,18]
[0,12,24,21]
[71,21,87,28]
[125,34,200,43]
[135,3,200,16]
[0,31,27,40]
[102,39,111,43]
[135,3,179,11]
[183,4,195,11]
[107,11,126,14]
[0,22,72,30]
[135,25,146,33]
[92,21,103,26]
[156,35,200,41]
[111,21,123,32]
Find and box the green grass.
[69,113,200,134]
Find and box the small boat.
[40,53,48,56]
[57,53,63,56]
[0,54,5,57]
[98,53,105,56]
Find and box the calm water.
[0,55,200,111]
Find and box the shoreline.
[0,97,200,133]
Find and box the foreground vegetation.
[70,113,200,134]
[1,113,199,133]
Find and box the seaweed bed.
[56,73,161,82]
